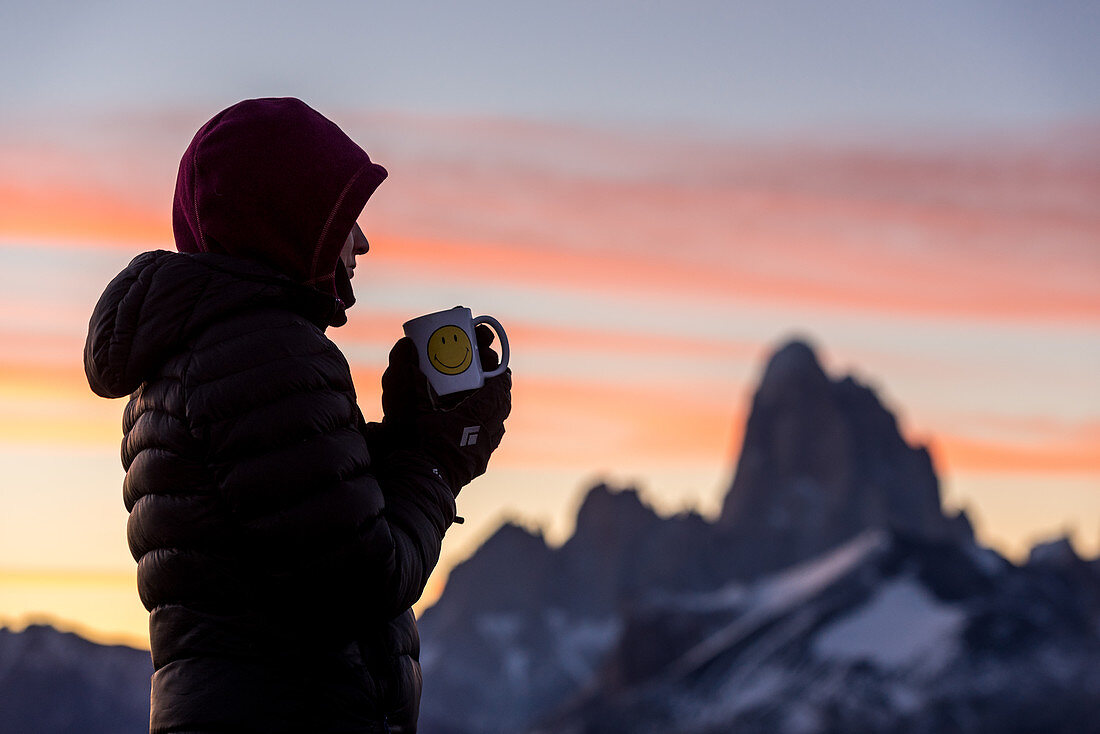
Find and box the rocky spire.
[717,338,971,577]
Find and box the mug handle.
[473,315,509,378]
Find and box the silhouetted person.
[84,97,511,733]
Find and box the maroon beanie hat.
[173,97,387,321]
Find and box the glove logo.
[460,425,480,447]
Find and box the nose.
[353,223,369,255]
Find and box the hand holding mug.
[374,306,512,491]
[402,307,510,396]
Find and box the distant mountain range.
[4,339,1098,734]
[415,339,1100,733]
[0,624,150,734]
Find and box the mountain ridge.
[4,337,1098,734]
[0,623,151,734]
[417,338,1100,734]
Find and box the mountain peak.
[1027,535,1080,568]
[573,483,653,533]
[718,338,968,577]
[423,521,554,619]
[766,337,822,373]
[563,483,662,565]
[757,337,828,403]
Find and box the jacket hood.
[173,97,387,325]
[85,250,341,399]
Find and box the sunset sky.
[1,1,1098,648]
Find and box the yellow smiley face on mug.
[428,325,473,375]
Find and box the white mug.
[402,306,510,395]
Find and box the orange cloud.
[0,181,168,245]
[502,319,760,363]
[341,305,762,369]
[4,118,1098,325]
[926,427,1100,475]
[5,334,1098,479]
[364,124,1100,324]
[0,359,89,398]
[365,228,1098,326]
[0,357,122,445]
[486,373,744,467]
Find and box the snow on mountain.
[664,530,891,681]
[813,576,965,672]
[530,528,1100,734]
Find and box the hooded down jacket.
[83,98,467,733]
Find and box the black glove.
[371,325,511,493]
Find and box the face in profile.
[340,222,369,279]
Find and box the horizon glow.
[1,110,1098,648]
